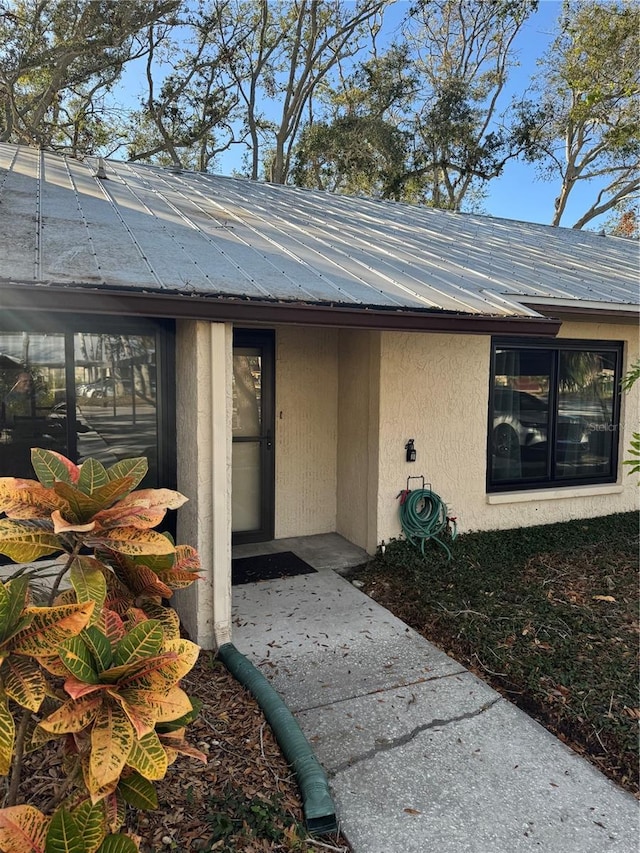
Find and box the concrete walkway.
[232,566,639,853]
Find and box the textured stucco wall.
[174,320,232,649]
[376,331,490,541]
[375,319,639,543]
[274,326,339,538]
[336,329,381,552]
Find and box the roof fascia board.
[521,298,640,320]
[0,283,561,337]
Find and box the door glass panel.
[491,349,551,482]
[232,441,261,532]
[75,333,159,485]
[556,351,615,479]
[233,348,262,437]
[0,332,67,476]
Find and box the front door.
[232,330,275,544]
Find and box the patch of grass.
[352,512,639,794]
[203,784,308,852]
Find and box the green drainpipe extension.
[217,642,338,836]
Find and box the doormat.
[232,551,317,585]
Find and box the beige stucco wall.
[274,325,339,538]
[336,330,381,553]
[374,319,639,545]
[174,320,232,649]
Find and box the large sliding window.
[0,314,175,489]
[488,339,623,491]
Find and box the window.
[0,315,175,489]
[488,339,623,491]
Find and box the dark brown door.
[232,330,275,544]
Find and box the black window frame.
[487,337,623,493]
[0,311,176,491]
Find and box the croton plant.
[0,449,204,853]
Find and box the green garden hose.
[398,487,457,560]
[217,642,337,835]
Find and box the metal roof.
[0,143,638,320]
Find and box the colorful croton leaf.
[35,617,201,799]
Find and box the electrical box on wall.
[405,439,416,463]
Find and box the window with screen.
[488,339,623,491]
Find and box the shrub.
[0,449,204,853]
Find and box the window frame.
[487,337,624,493]
[0,311,176,490]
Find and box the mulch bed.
[15,654,350,852]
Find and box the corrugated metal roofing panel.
[0,144,637,319]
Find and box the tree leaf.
[70,558,107,625]
[44,808,86,853]
[77,459,109,496]
[52,511,96,535]
[0,478,63,520]
[11,602,95,656]
[52,483,102,524]
[81,627,113,673]
[117,772,158,811]
[0,805,48,853]
[89,704,135,789]
[38,694,103,736]
[4,654,46,711]
[31,449,78,487]
[0,577,30,643]
[0,520,62,563]
[69,801,106,853]
[89,528,176,557]
[0,687,16,775]
[112,621,163,669]
[126,729,167,781]
[59,636,100,684]
[87,479,136,511]
[95,834,139,853]
[106,458,148,490]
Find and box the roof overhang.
[521,297,639,323]
[0,281,561,337]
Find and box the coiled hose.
[398,488,457,560]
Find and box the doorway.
[232,330,275,544]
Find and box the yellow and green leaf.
[81,627,112,674]
[39,694,102,736]
[88,528,176,557]
[69,559,107,626]
[112,622,163,669]
[106,458,147,490]
[77,459,109,496]
[108,692,156,740]
[89,705,135,789]
[0,520,62,563]
[117,772,157,811]
[0,577,30,643]
[3,655,46,711]
[0,687,15,775]
[95,832,138,853]
[10,602,94,656]
[0,479,63,520]
[137,604,180,640]
[59,637,99,684]
[44,807,86,853]
[52,483,101,524]
[87,478,136,511]
[126,730,167,781]
[70,801,106,853]
[0,804,48,853]
[31,448,78,487]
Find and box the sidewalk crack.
[327,697,501,779]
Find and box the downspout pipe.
[217,642,338,835]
